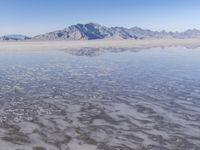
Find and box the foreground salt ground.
[0,48,200,150]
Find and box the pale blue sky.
[0,0,200,36]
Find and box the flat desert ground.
[0,39,200,150]
[0,38,200,50]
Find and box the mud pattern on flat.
[0,47,200,150]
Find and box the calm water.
[0,47,200,150]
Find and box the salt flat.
[0,45,200,150]
[1,38,200,51]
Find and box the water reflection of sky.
[0,47,200,149]
[0,47,200,84]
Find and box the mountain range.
[0,34,31,41]
[1,23,200,41]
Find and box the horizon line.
[1,22,200,37]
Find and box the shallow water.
[0,47,200,150]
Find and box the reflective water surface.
[0,47,200,150]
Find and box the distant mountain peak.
[2,23,200,41]
[85,22,102,26]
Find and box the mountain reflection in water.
[0,47,200,150]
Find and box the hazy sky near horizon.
[0,0,200,36]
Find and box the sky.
[0,0,200,36]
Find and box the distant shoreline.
[0,38,200,51]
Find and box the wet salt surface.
[0,47,200,150]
